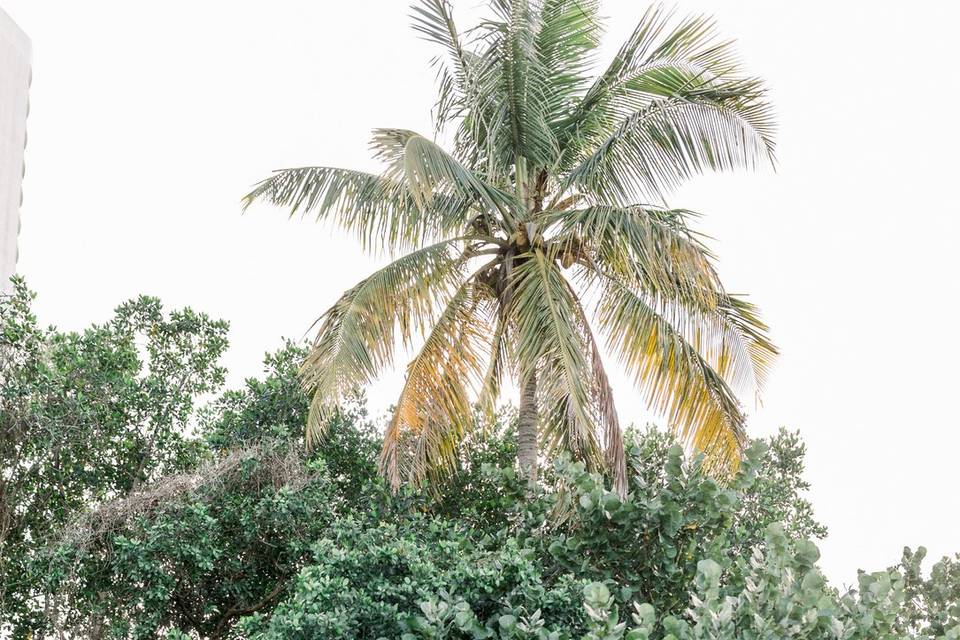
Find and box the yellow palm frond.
[591,269,746,474]
[380,281,492,489]
[302,240,466,445]
[557,205,776,400]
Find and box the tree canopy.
[2,281,957,639]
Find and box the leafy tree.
[244,0,778,493]
[199,342,380,505]
[38,413,832,638]
[728,427,827,554]
[30,344,380,640]
[44,442,343,639]
[200,342,311,450]
[897,547,960,639]
[0,278,228,632]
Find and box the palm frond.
[242,166,474,251]
[477,298,511,421]
[380,281,492,488]
[411,0,485,140]
[371,128,520,227]
[302,240,466,444]
[555,203,775,399]
[411,0,470,77]
[549,204,720,306]
[709,293,776,393]
[560,276,628,496]
[589,267,747,474]
[560,6,770,149]
[552,5,774,201]
[555,204,776,397]
[467,0,561,174]
[534,0,602,131]
[510,248,603,472]
[564,96,773,204]
[417,1,604,187]
[575,7,731,117]
[411,0,486,133]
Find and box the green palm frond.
[412,0,472,81]
[438,0,562,177]
[412,0,526,181]
[412,0,491,145]
[559,7,774,170]
[371,128,520,228]
[549,204,721,306]
[564,96,773,204]
[510,248,605,473]
[570,7,733,125]
[242,166,474,251]
[496,0,560,169]
[534,0,602,129]
[302,240,466,444]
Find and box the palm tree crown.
[245,0,778,495]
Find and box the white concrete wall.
[0,6,30,294]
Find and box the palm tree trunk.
[517,371,538,485]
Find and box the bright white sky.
[5,0,959,586]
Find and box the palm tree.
[244,0,777,495]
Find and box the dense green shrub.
[239,516,584,640]
[236,437,960,640]
[387,524,955,640]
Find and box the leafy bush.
[240,516,583,640]
[237,438,960,640]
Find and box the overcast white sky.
[5,0,959,586]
